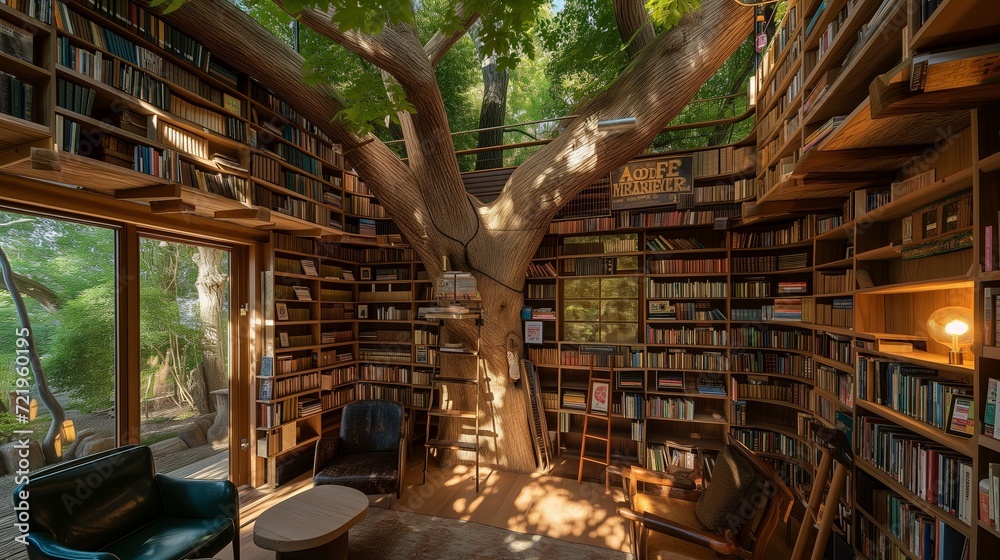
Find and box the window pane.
[601,299,638,322]
[563,300,599,322]
[139,238,230,478]
[601,277,638,298]
[0,211,115,509]
[563,278,599,299]
[601,323,638,343]
[564,322,599,342]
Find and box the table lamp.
[926,306,973,364]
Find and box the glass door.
[138,236,231,479]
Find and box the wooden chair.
[611,436,794,560]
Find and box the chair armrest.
[155,474,239,523]
[314,437,340,474]
[26,533,120,560]
[618,507,740,556]
[622,465,699,492]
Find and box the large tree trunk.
[163,0,751,474]
[192,247,228,413]
[470,22,509,171]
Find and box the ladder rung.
[581,433,609,441]
[433,376,479,385]
[438,348,479,356]
[427,439,478,451]
[428,410,477,419]
[581,456,609,465]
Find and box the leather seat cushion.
[633,494,717,560]
[101,516,234,560]
[313,450,399,495]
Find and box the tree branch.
[488,0,752,239]
[424,3,479,68]
[614,0,656,58]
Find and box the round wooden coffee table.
[253,485,369,560]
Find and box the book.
[258,378,272,400]
[982,478,993,528]
[987,378,999,438]
[987,287,996,347]
[259,356,274,377]
[989,225,996,272]
[293,285,312,301]
[300,259,318,276]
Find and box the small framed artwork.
[358,304,369,319]
[360,267,372,280]
[275,302,289,321]
[278,332,290,348]
[589,380,610,415]
[945,394,974,438]
[258,378,272,400]
[845,246,855,259]
[524,320,543,344]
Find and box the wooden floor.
[218,458,631,560]
[217,457,799,560]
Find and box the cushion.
[694,445,759,533]
[340,400,403,454]
[101,516,235,560]
[314,450,400,495]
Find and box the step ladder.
[578,365,612,492]
[423,308,483,491]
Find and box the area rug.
[348,506,633,560]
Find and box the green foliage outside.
[234,0,754,160]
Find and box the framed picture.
[524,320,543,344]
[275,302,289,321]
[258,378,272,400]
[358,304,369,319]
[278,332,290,348]
[589,380,610,415]
[360,267,372,280]
[845,246,855,259]
[945,394,974,438]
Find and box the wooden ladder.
[577,365,612,492]
[422,311,483,492]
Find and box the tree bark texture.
[193,246,229,412]
[163,0,752,473]
[614,0,656,58]
[470,22,509,171]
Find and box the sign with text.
[610,155,693,210]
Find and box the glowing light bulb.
[944,320,969,336]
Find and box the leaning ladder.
[423,310,483,491]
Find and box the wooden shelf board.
[854,243,901,262]
[811,354,853,373]
[855,346,974,376]
[643,433,723,450]
[822,97,969,152]
[755,173,879,203]
[803,0,906,127]
[855,459,972,538]
[814,221,854,241]
[0,49,51,82]
[857,166,974,223]
[908,0,1000,52]
[802,0,880,89]
[0,3,50,32]
[737,398,812,415]
[980,345,1000,361]
[814,324,855,337]
[855,399,972,455]
[981,150,1000,173]
[854,275,973,295]
[814,258,854,270]
[0,114,52,152]
[979,434,1000,454]
[802,0,850,51]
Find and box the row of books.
[645,279,727,298]
[563,237,638,255]
[814,298,854,328]
[731,217,815,248]
[729,326,812,351]
[1,0,51,23]
[648,301,726,321]
[859,415,973,525]
[730,351,814,380]
[691,179,755,204]
[0,19,32,63]
[646,350,728,371]
[645,326,727,346]
[647,257,726,275]
[179,161,248,203]
[730,252,809,273]
[856,356,973,433]
[344,194,388,218]
[0,71,33,120]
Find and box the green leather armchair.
[13,444,239,560]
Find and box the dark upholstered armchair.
[611,437,793,560]
[313,399,406,499]
[14,444,239,560]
